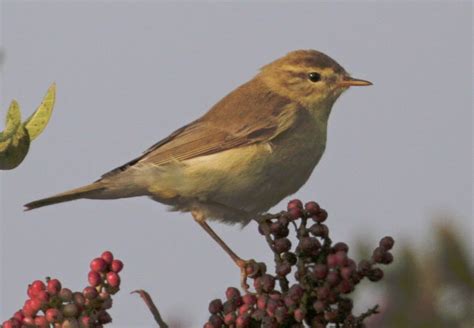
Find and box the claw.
[237,259,259,293]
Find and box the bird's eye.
[308,72,321,82]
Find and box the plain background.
[1,1,472,327]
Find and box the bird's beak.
[338,76,373,88]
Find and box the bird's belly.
[146,125,326,218]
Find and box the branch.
[132,289,169,328]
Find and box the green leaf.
[23,82,56,141]
[0,100,22,143]
[0,125,30,170]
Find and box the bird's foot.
[236,259,259,293]
[253,211,285,224]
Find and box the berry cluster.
[1,251,123,328]
[204,200,395,327]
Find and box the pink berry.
[47,279,62,295]
[2,320,14,328]
[34,316,49,328]
[110,259,124,273]
[13,310,24,322]
[83,287,98,300]
[106,272,120,287]
[90,258,107,273]
[22,300,37,317]
[101,251,114,265]
[31,280,46,292]
[35,290,50,304]
[88,271,101,287]
[45,308,63,323]
[287,199,303,210]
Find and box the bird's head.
[259,49,371,113]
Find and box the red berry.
[379,236,395,250]
[294,308,305,322]
[339,280,354,294]
[97,311,112,324]
[106,272,120,287]
[35,290,50,304]
[2,320,14,328]
[287,199,303,210]
[34,316,48,328]
[45,308,63,323]
[341,267,354,280]
[257,295,268,310]
[235,313,250,328]
[79,316,91,328]
[88,271,101,287]
[22,317,35,326]
[242,294,256,305]
[304,201,320,215]
[111,259,124,273]
[225,287,241,302]
[314,264,329,280]
[101,251,114,265]
[47,279,62,295]
[83,287,98,300]
[90,258,107,273]
[208,298,223,314]
[13,310,24,322]
[31,280,46,292]
[22,300,37,317]
[288,207,303,220]
[224,312,236,325]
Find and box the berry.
[45,308,63,323]
[313,264,328,279]
[62,303,79,317]
[309,223,329,237]
[333,242,349,253]
[224,312,236,325]
[379,236,395,250]
[61,318,80,328]
[273,238,291,253]
[242,294,256,305]
[260,274,275,292]
[304,201,320,215]
[368,268,384,282]
[90,258,107,273]
[83,287,98,300]
[209,314,224,327]
[34,316,48,328]
[101,251,114,265]
[276,262,291,276]
[47,279,62,295]
[111,259,124,273]
[315,209,328,222]
[88,271,101,287]
[287,199,303,211]
[106,272,121,287]
[381,251,394,264]
[225,287,241,302]
[59,288,73,302]
[208,299,223,314]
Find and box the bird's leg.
[192,210,252,292]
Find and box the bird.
[25,49,371,288]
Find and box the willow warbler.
[25,50,371,285]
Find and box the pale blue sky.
[1,1,472,326]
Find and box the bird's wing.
[100,79,299,179]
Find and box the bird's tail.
[24,182,107,211]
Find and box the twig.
[132,289,169,328]
[357,304,379,324]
